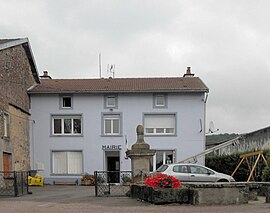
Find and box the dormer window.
[154,94,167,108]
[60,95,73,109]
[105,95,118,108]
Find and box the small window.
[154,94,167,108]
[3,113,9,138]
[60,95,73,109]
[63,97,72,108]
[103,114,121,135]
[104,95,118,108]
[52,115,82,135]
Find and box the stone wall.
[0,44,37,171]
[218,127,270,155]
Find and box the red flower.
[145,173,181,188]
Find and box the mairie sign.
[102,145,122,150]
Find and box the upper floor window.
[153,94,167,108]
[3,113,9,138]
[60,95,73,109]
[52,115,82,136]
[144,114,176,135]
[104,95,118,108]
[102,114,121,136]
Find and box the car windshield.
[156,165,168,172]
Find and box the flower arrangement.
[145,173,181,188]
[81,173,95,185]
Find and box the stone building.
[0,38,39,171]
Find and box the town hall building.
[28,68,209,183]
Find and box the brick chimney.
[40,70,52,79]
[183,67,195,77]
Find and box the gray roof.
[28,77,209,94]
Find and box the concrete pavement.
[0,185,269,213]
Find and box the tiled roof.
[28,77,209,94]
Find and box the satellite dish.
[207,121,219,134]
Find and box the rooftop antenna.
[107,64,115,78]
[206,121,219,134]
[99,53,102,78]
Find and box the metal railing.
[94,171,132,197]
[178,136,242,163]
[0,171,29,197]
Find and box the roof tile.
[28,77,209,94]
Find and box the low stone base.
[131,184,194,204]
[191,183,248,205]
[131,183,249,205]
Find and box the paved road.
[0,185,270,213]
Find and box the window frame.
[59,95,73,109]
[51,150,83,175]
[51,115,82,136]
[143,113,177,136]
[102,113,122,136]
[104,94,118,109]
[153,94,167,108]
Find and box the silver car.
[155,163,235,182]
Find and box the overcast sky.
[1,0,270,134]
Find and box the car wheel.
[217,179,229,182]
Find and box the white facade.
[29,79,208,183]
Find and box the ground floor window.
[150,150,175,171]
[52,151,82,175]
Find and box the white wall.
[30,92,206,183]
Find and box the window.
[173,165,188,173]
[150,150,175,171]
[60,95,73,109]
[52,115,82,135]
[104,95,118,108]
[3,152,12,177]
[63,97,72,108]
[189,165,214,174]
[3,113,9,138]
[144,114,176,135]
[103,114,121,135]
[52,151,82,175]
[154,94,167,108]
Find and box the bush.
[262,153,270,181]
[206,150,270,182]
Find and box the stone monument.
[126,125,155,183]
